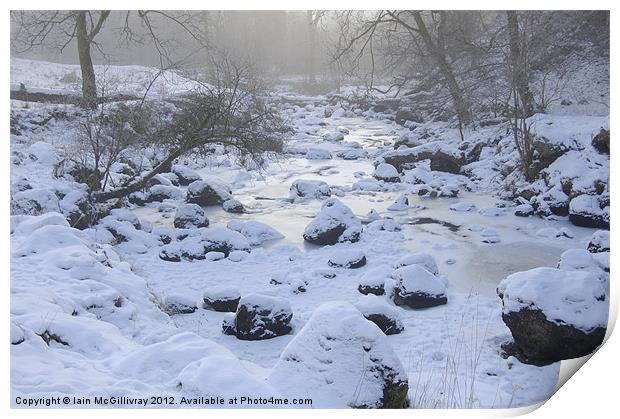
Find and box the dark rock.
[164,296,197,314]
[203,288,241,312]
[174,204,209,229]
[591,129,609,154]
[231,294,293,340]
[501,308,606,366]
[393,291,448,309]
[186,180,232,206]
[222,199,245,214]
[568,194,609,229]
[395,109,423,125]
[171,164,202,185]
[392,265,447,309]
[364,313,404,335]
[514,203,535,217]
[328,250,367,269]
[381,142,465,174]
[303,198,363,245]
[587,230,610,253]
[358,283,385,296]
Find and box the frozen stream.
[133,112,595,297]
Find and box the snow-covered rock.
[268,301,409,408]
[147,184,185,202]
[228,294,293,340]
[366,219,402,232]
[449,202,476,212]
[171,164,202,185]
[392,265,447,309]
[306,147,332,160]
[176,334,279,399]
[226,220,284,246]
[203,286,241,312]
[402,167,433,185]
[355,295,404,335]
[303,198,362,245]
[174,204,209,229]
[289,179,331,201]
[395,253,439,276]
[587,230,610,253]
[557,249,599,273]
[199,227,251,256]
[514,203,535,217]
[186,179,232,206]
[327,249,367,269]
[497,267,608,365]
[222,198,245,214]
[568,194,609,229]
[373,163,400,183]
[387,194,409,211]
[11,188,59,215]
[381,141,465,174]
[163,294,198,314]
[358,265,391,296]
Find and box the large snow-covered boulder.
[11,188,60,215]
[587,230,610,253]
[174,204,209,229]
[186,179,232,206]
[226,220,284,246]
[356,296,404,335]
[228,294,293,340]
[568,194,609,229]
[497,267,608,365]
[289,179,331,201]
[175,334,280,400]
[147,184,185,202]
[381,141,465,174]
[392,265,447,309]
[171,164,202,185]
[268,301,409,408]
[373,163,400,183]
[303,198,362,245]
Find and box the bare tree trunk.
[94,145,187,202]
[75,12,97,107]
[507,11,535,117]
[307,11,317,86]
[412,12,471,125]
[507,11,536,181]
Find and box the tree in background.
[11,10,205,107]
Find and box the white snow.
[395,253,439,275]
[226,220,284,246]
[268,301,407,408]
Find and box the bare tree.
[93,57,288,203]
[306,11,326,87]
[11,10,205,107]
[333,10,479,134]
